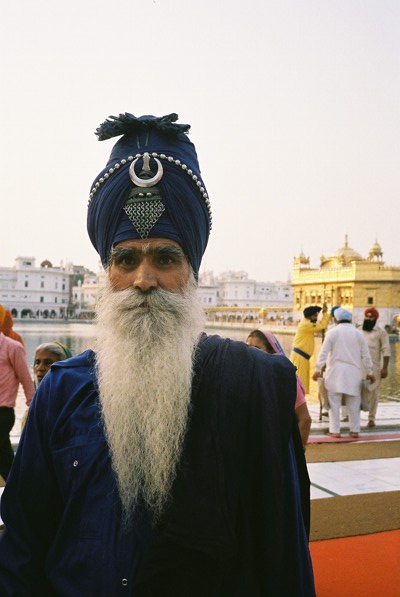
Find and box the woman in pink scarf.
[246,330,312,449]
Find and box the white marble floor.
[308,457,400,499]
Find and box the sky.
[1,0,398,282]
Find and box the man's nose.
[132,261,158,291]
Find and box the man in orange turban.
[0,311,24,347]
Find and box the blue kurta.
[0,335,315,596]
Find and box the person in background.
[313,308,374,438]
[0,311,24,347]
[246,329,312,449]
[0,305,34,481]
[0,112,315,595]
[20,342,73,432]
[290,304,330,394]
[33,342,73,387]
[360,308,390,428]
[318,305,340,420]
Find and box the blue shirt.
[0,337,315,596]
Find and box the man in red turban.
[362,308,390,428]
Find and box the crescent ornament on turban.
[129,153,164,188]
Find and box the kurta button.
[122,578,128,586]
[73,460,79,467]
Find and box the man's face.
[96,240,204,521]
[363,312,377,331]
[108,238,191,293]
[309,313,319,323]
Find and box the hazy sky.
[1,0,398,282]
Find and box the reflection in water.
[15,322,399,401]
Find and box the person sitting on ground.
[246,330,312,449]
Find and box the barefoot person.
[313,308,375,438]
[361,308,390,428]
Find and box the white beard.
[94,273,205,522]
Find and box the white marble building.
[72,268,106,317]
[198,270,292,308]
[0,257,74,318]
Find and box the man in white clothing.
[360,308,390,428]
[312,308,375,438]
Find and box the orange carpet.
[309,530,400,597]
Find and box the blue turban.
[334,308,352,322]
[330,305,340,317]
[87,113,211,276]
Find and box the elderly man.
[290,304,330,394]
[313,308,375,438]
[0,114,315,595]
[361,308,390,428]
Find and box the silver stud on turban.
[123,152,165,238]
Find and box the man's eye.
[158,255,174,266]
[114,254,136,268]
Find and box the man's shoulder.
[199,333,244,355]
[39,349,96,395]
[325,324,340,337]
[199,333,249,367]
[296,318,317,332]
[1,332,23,350]
[52,349,95,371]
[200,333,294,377]
[0,333,26,360]
[352,325,368,342]
[329,324,357,341]
[33,349,97,416]
[297,318,309,328]
[375,325,389,337]
[196,335,296,418]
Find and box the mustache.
[108,285,195,315]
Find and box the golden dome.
[368,238,383,261]
[369,240,382,255]
[332,235,362,264]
